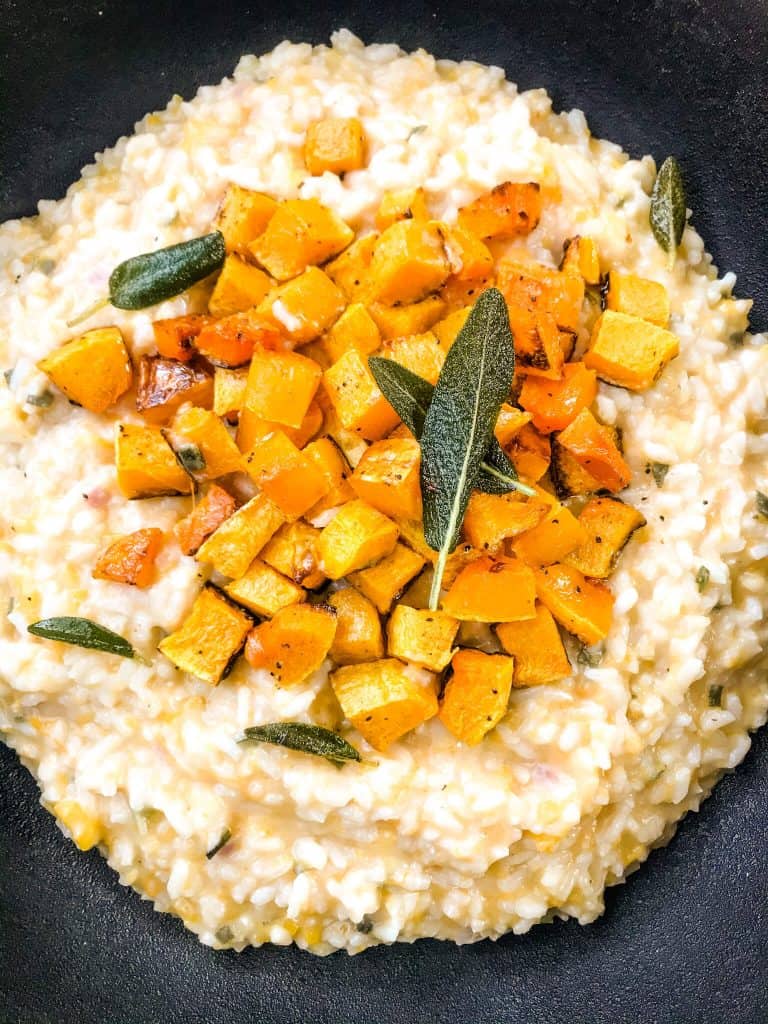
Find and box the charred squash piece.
[496,603,572,686]
[38,327,132,413]
[158,584,253,684]
[533,563,614,645]
[550,436,607,499]
[457,182,542,239]
[115,422,193,499]
[505,423,551,483]
[244,604,337,685]
[135,356,213,423]
[174,483,236,556]
[153,315,214,362]
[327,587,384,665]
[556,409,631,492]
[195,492,285,578]
[441,556,537,623]
[194,312,280,368]
[564,497,646,578]
[386,605,459,672]
[330,658,438,752]
[561,235,600,285]
[439,649,515,744]
[260,520,326,589]
[92,528,164,588]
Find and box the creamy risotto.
[1,30,767,955]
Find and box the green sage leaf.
[176,443,206,474]
[28,616,136,658]
[649,462,670,487]
[650,157,687,269]
[418,288,516,607]
[239,722,361,765]
[368,358,532,498]
[695,566,710,592]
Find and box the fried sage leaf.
[418,288,516,607]
[650,157,687,269]
[239,722,362,765]
[28,616,136,658]
[368,358,531,498]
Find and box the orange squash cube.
[564,496,646,579]
[260,520,326,589]
[584,310,679,391]
[257,267,346,345]
[561,235,600,285]
[158,585,253,684]
[367,295,446,341]
[438,223,494,281]
[439,649,514,744]
[534,563,614,645]
[494,403,532,446]
[323,349,400,440]
[605,272,670,327]
[316,499,399,579]
[237,398,323,454]
[244,429,330,520]
[462,491,548,552]
[213,366,248,421]
[556,408,631,492]
[349,438,422,520]
[386,605,458,671]
[330,658,438,751]
[519,362,598,434]
[375,187,429,230]
[325,233,378,301]
[304,117,367,176]
[457,182,542,239]
[195,492,285,579]
[348,542,426,614]
[242,348,322,430]
[216,185,277,256]
[441,555,537,622]
[225,559,306,617]
[153,315,213,363]
[174,483,236,556]
[250,198,354,280]
[432,306,471,353]
[194,312,279,369]
[510,503,588,566]
[496,603,572,685]
[244,604,337,685]
[39,326,133,414]
[322,303,381,363]
[114,423,193,499]
[327,588,384,664]
[92,528,164,588]
[303,437,356,515]
[208,254,273,317]
[166,405,243,479]
[505,423,552,483]
[380,332,445,385]
[367,220,450,304]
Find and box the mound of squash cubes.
[37,115,678,753]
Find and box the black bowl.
[1,2,767,1021]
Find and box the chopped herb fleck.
[206,828,232,860]
[26,389,54,408]
[695,566,710,592]
[356,917,374,934]
[756,491,768,519]
[215,925,234,944]
[577,644,604,668]
[708,685,724,708]
[4,368,14,386]
[649,462,670,487]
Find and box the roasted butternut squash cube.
[367,220,450,305]
[441,555,537,622]
[497,258,585,332]
[195,492,285,578]
[261,520,326,589]
[303,437,356,516]
[439,649,514,744]
[386,605,458,671]
[584,310,679,391]
[349,438,422,520]
[557,408,631,492]
[349,542,426,614]
[438,223,494,281]
[208,254,273,317]
[496,603,571,686]
[439,277,494,315]
[395,519,483,588]
[519,362,598,434]
[493,404,531,447]
[213,366,248,421]
[375,187,429,230]
[462,491,548,552]
[244,429,330,520]
[327,588,384,664]
[245,604,336,684]
[506,423,551,483]
[92,528,163,588]
[236,398,323,454]
[534,563,614,645]
[605,272,670,327]
[166,405,243,479]
[322,303,381,363]
[325,233,377,300]
[330,658,438,751]
[367,295,446,340]
[257,267,346,345]
[323,349,400,440]
[135,356,213,423]
[564,497,646,578]
[153,315,213,362]
[550,436,605,499]
[159,585,252,683]
[457,182,542,239]
[321,404,370,468]
[216,185,277,256]
[174,483,236,556]
[304,117,366,176]
[380,332,445,385]
[510,503,588,567]
[561,235,600,285]
[250,199,354,281]
[242,348,322,430]
[38,326,132,413]
[225,559,305,617]
[317,500,399,579]
[432,306,471,353]
[115,423,193,499]
[506,307,564,380]
[195,311,279,368]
